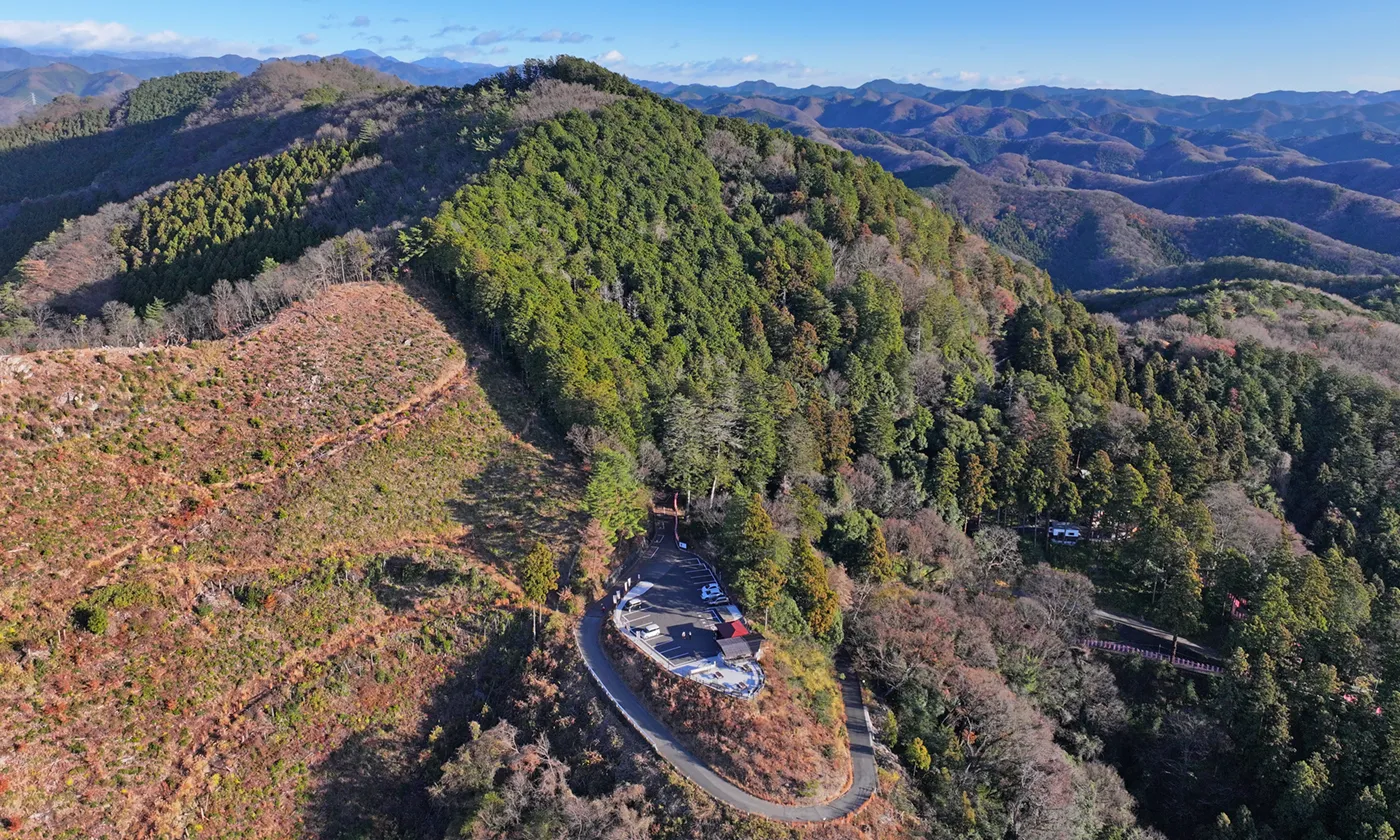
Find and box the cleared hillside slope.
[0,280,593,836]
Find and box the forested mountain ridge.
[0,58,458,307]
[4,57,1400,840]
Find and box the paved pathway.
[576,536,878,822]
[1092,607,1221,661]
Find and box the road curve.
[575,609,879,822]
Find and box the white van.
[635,624,662,640]
[1049,522,1083,545]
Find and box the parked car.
[634,624,662,640]
[1049,521,1084,546]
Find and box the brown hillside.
[0,280,593,837]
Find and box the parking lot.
[617,541,727,667]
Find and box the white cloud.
[531,29,590,44]
[435,46,477,59]
[0,19,256,55]
[471,28,589,46]
[434,43,507,62]
[350,16,371,28]
[432,24,473,38]
[472,29,521,46]
[297,32,319,45]
[897,67,1097,90]
[989,74,1032,88]
[600,53,828,86]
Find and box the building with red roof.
[717,620,749,639]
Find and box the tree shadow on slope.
[370,553,463,613]
[395,276,575,456]
[299,611,534,839]
[395,276,587,579]
[300,613,663,840]
[14,95,487,310]
[448,452,582,581]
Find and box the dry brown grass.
[0,282,461,632]
[0,281,592,837]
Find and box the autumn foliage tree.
[789,537,843,646]
[573,519,614,598]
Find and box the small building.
[715,605,743,623]
[717,634,766,662]
[716,621,765,662]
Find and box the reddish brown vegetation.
[0,282,461,631]
[1178,333,1238,358]
[848,583,1112,839]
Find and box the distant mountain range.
[0,46,504,119]
[648,78,1400,289]
[0,62,139,122]
[4,45,1400,292]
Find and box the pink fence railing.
[1082,639,1224,675]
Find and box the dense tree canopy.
[118,139,364,304]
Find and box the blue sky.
[2,1,1399,97]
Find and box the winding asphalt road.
[575,538,878,822]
